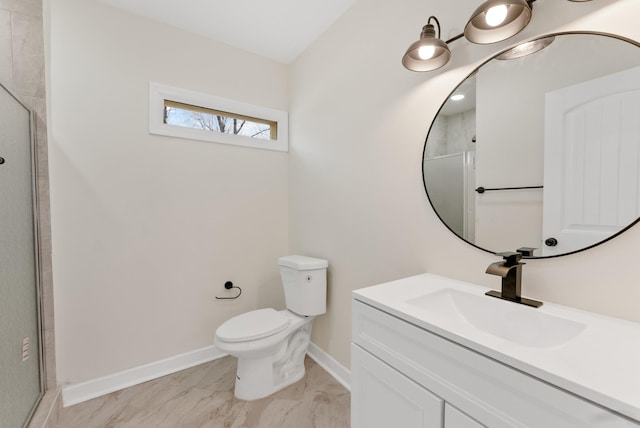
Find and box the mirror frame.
[422,31,640,259]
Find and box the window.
[163,100,277,140]
[149,82,288,152]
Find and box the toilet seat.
[216,308,289,342]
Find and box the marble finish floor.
[57,356,350,428]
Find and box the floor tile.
[57,356,350,427]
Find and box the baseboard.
[61,345,226,407]
[61,342,350,408]
[306,342,351,391]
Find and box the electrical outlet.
[22,337,30,362]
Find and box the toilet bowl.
[215,309,313,400]
[214,255,328,401]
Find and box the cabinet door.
[351,344,443,428]
[445,404,485,428]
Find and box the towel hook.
[215,281,242,300]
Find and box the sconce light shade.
[402,16,451,72]
[464,0,532,44]
[496,36,554,60]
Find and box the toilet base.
[232,320,312,401]
[235,356,305,401]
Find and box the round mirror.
[423,32,640,258]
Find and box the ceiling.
[96,0,357,64]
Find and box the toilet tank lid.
[278,255,328,270]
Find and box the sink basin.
[406,289,586,348]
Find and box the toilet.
[214,255,328,400]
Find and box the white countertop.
[353,273,640,423]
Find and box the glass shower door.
[0,84,42,427]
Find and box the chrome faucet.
[485,249,543,308]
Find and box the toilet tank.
[278,255,328,316]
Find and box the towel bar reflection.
[476,185,543,194]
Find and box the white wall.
[290,0,640,369]
[48,0,289,384]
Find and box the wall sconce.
[495,35,554,60]
[401,16,451,71]
[402,0,591,71]
[464,0,533,44]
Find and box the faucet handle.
[517,247,537,257]
[495,251,522,266]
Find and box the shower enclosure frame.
[1,81,46,427]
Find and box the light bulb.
[418,45,436,60]
[485,4,508,27]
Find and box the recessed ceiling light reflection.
[450,94,465,101]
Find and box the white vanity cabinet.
[351,341,483,428]
[351,344,444,428]
[352,276,640,428]
[444,405,484,428]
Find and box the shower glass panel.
[424,153,466,237]
[0,84,42,427]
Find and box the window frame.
[149,82,288,152]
